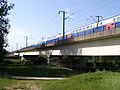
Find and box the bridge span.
[13,28,120,57]
[10,28,120,70]
[39,36,120,56]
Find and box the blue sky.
[7,0,120,51]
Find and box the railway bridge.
[12,28,120,69]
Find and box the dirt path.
[9,76,65,80]
[4,81,42,90]
[3,76,65,89]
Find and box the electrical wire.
[68,0,82,9]
[39,15,59,31]
[73,0,118,16]
[66,0,120,31]
[39,0,120,40]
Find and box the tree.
[0,0,14,60]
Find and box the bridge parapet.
[16,28,120,52]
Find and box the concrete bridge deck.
[12,28,120,57]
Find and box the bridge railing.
[18,28,120,52]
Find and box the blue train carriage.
[36,41,43,48]
[42,14,120,47]
[97,14,120,32]
[113,15,120,28]
[84,23,95,35]
[84,15,119,34]
[57,33,64,41]
[77,27,85,36]
[42,14,120,48]
[77,23,95,37]
[55,33,62,41]
[71,29,77,38]
[41,38,47,47]
[102,16,115,31]
[65,31,72,39]
[46,37,52,44]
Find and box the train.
[22,14,120,50]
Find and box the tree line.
[0,0,14,60]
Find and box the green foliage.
[0,64,79,77]
[0,78,18,89]
[4,59,26,64]
[1,71,120,90]
[86,56,120,71]
[40,71,120,90]
[0,0,14,60]
[1,68,120,90]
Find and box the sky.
[6,0,120,51]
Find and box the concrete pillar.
[78,57,87,71]
[47,56,50,64]
[80,57,87,67]
[20,56,25,61]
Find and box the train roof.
[76,14,120,29]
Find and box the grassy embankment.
[1,71,120,90]
[0,59,120,90]
[0,59,78,77]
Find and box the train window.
[113,18,116,22]
[117,17,120,21]
[91,25,92,27]
[79,28,81,30]
[108,27,110,30]
[86,26,88,29]
[100,22,102,25]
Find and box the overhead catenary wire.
[73,0,119,20]
[39,15,59,31]
[66,0,120,31]
[39,0,82,33]
[72,0,119,16]
[68,0,82,9]
[38,0,120,42]
[38,0,85,39]
[38,0,86,33]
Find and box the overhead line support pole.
[26,36,28,47]
[59,11,67,39]
[96,16,103,28]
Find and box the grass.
[0,64,79,77]
[37,71,120,90]
[3,59,28,64]
[4,59,22,63]
[1,71,120,89]
[1,59,120,89]
[0,78,18,89]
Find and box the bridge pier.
[68,56,87,70]
[48,56,87,71]
[79,56,87,71]
[47,56,50,64]
[20,56,25,60]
